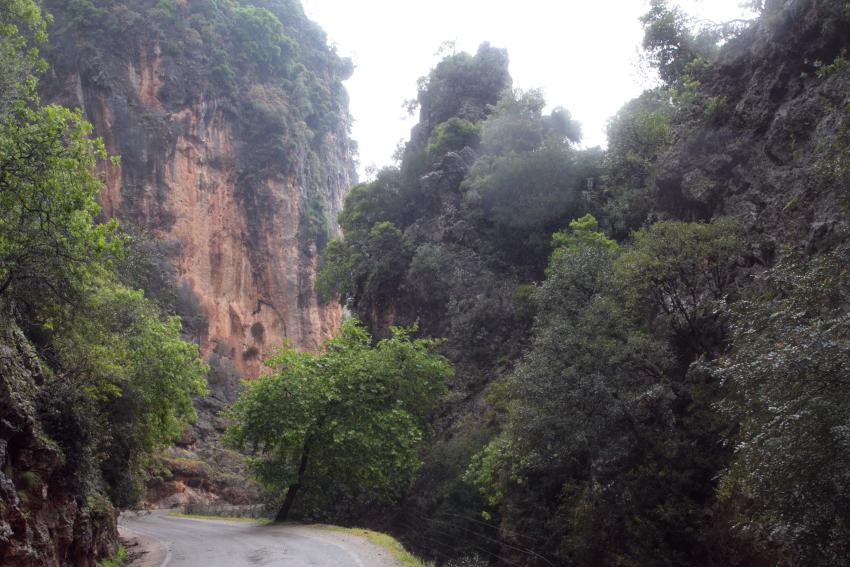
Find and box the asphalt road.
[120,511,400,567]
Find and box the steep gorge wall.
[654,0,850,252]
[41,0,354,378]
[0,321,117,567]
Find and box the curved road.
[120,511,401,567]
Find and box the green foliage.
[230,4,295,72]
[38,278,208,507]
[315,238,363,304]
[464,143,586,233]
[466,218,742,564]
[713,243,850,565]
[0,0,48,112]
[302,192,332,252]
[64,0,106,28]
[617,218,741,354]
[0,104,119,308]
[671,70,729,122]
[226,319,451,520]
[209,47,236,93]
[426,118,481,159]
[59,282,207,436]
[2,0,208,512]
[338,171,405,236]
[96,545,127,567]
[640,0,725,85]
[815,50,850,78]
[601,89,673,238]
[550,214,616,267]
[316,219,411,314]
[328,526,435,567]
[0,2,118,310]
[480,89,580,155]
[416,42,511,133]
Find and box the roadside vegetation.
[95,545,126,567]
[1,0,206,528]
[226,319,451,522]
[325,526,436,567]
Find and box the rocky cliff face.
[0,321,117,567]
[41,0,354,378]
[654,0,850,253]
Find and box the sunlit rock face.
[41,3,355,379]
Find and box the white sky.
[299,1,754,178]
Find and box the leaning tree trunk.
[275,444,310,523]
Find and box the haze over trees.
[2,0,850,566]
[314,1,850,565]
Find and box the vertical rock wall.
[42,6,354,377]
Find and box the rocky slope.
[28,0,357,512]
[654,0,850,254]
[0,320,117,567]
[41,0,355,379]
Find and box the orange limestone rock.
[47,44,353,378]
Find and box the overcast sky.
[299,1,754,178]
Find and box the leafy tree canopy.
[416,42,511,134]
[713,242,850,565]
[226,319,452,522]
[466,218,742,564]
[480,89,581,155]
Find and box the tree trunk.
[275,444,309,523]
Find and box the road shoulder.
[270,524,404,567]
[119,523,168,567]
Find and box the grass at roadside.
[96,545,127,567]
[167,511,432,566]
[322,526,434,567]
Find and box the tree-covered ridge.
[0,0,206,532]
[46,0,352,119]
[315,1,850,565]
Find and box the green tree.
[416,42,511,131]
[48,280,208,505]
[480,89,580,155]
[600,89,673,238]
[640,0,722,85]
[0,0,120,310]
[713,243,850,565]
[0,104,119,308]
[0,0,48,113]
[549,213,616,268]
[226,319,452,522]
[426,117,481,159]
[616,218,742,357]
[316,220,412,321]
[467,218,742,564]
[463,143,589,264]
